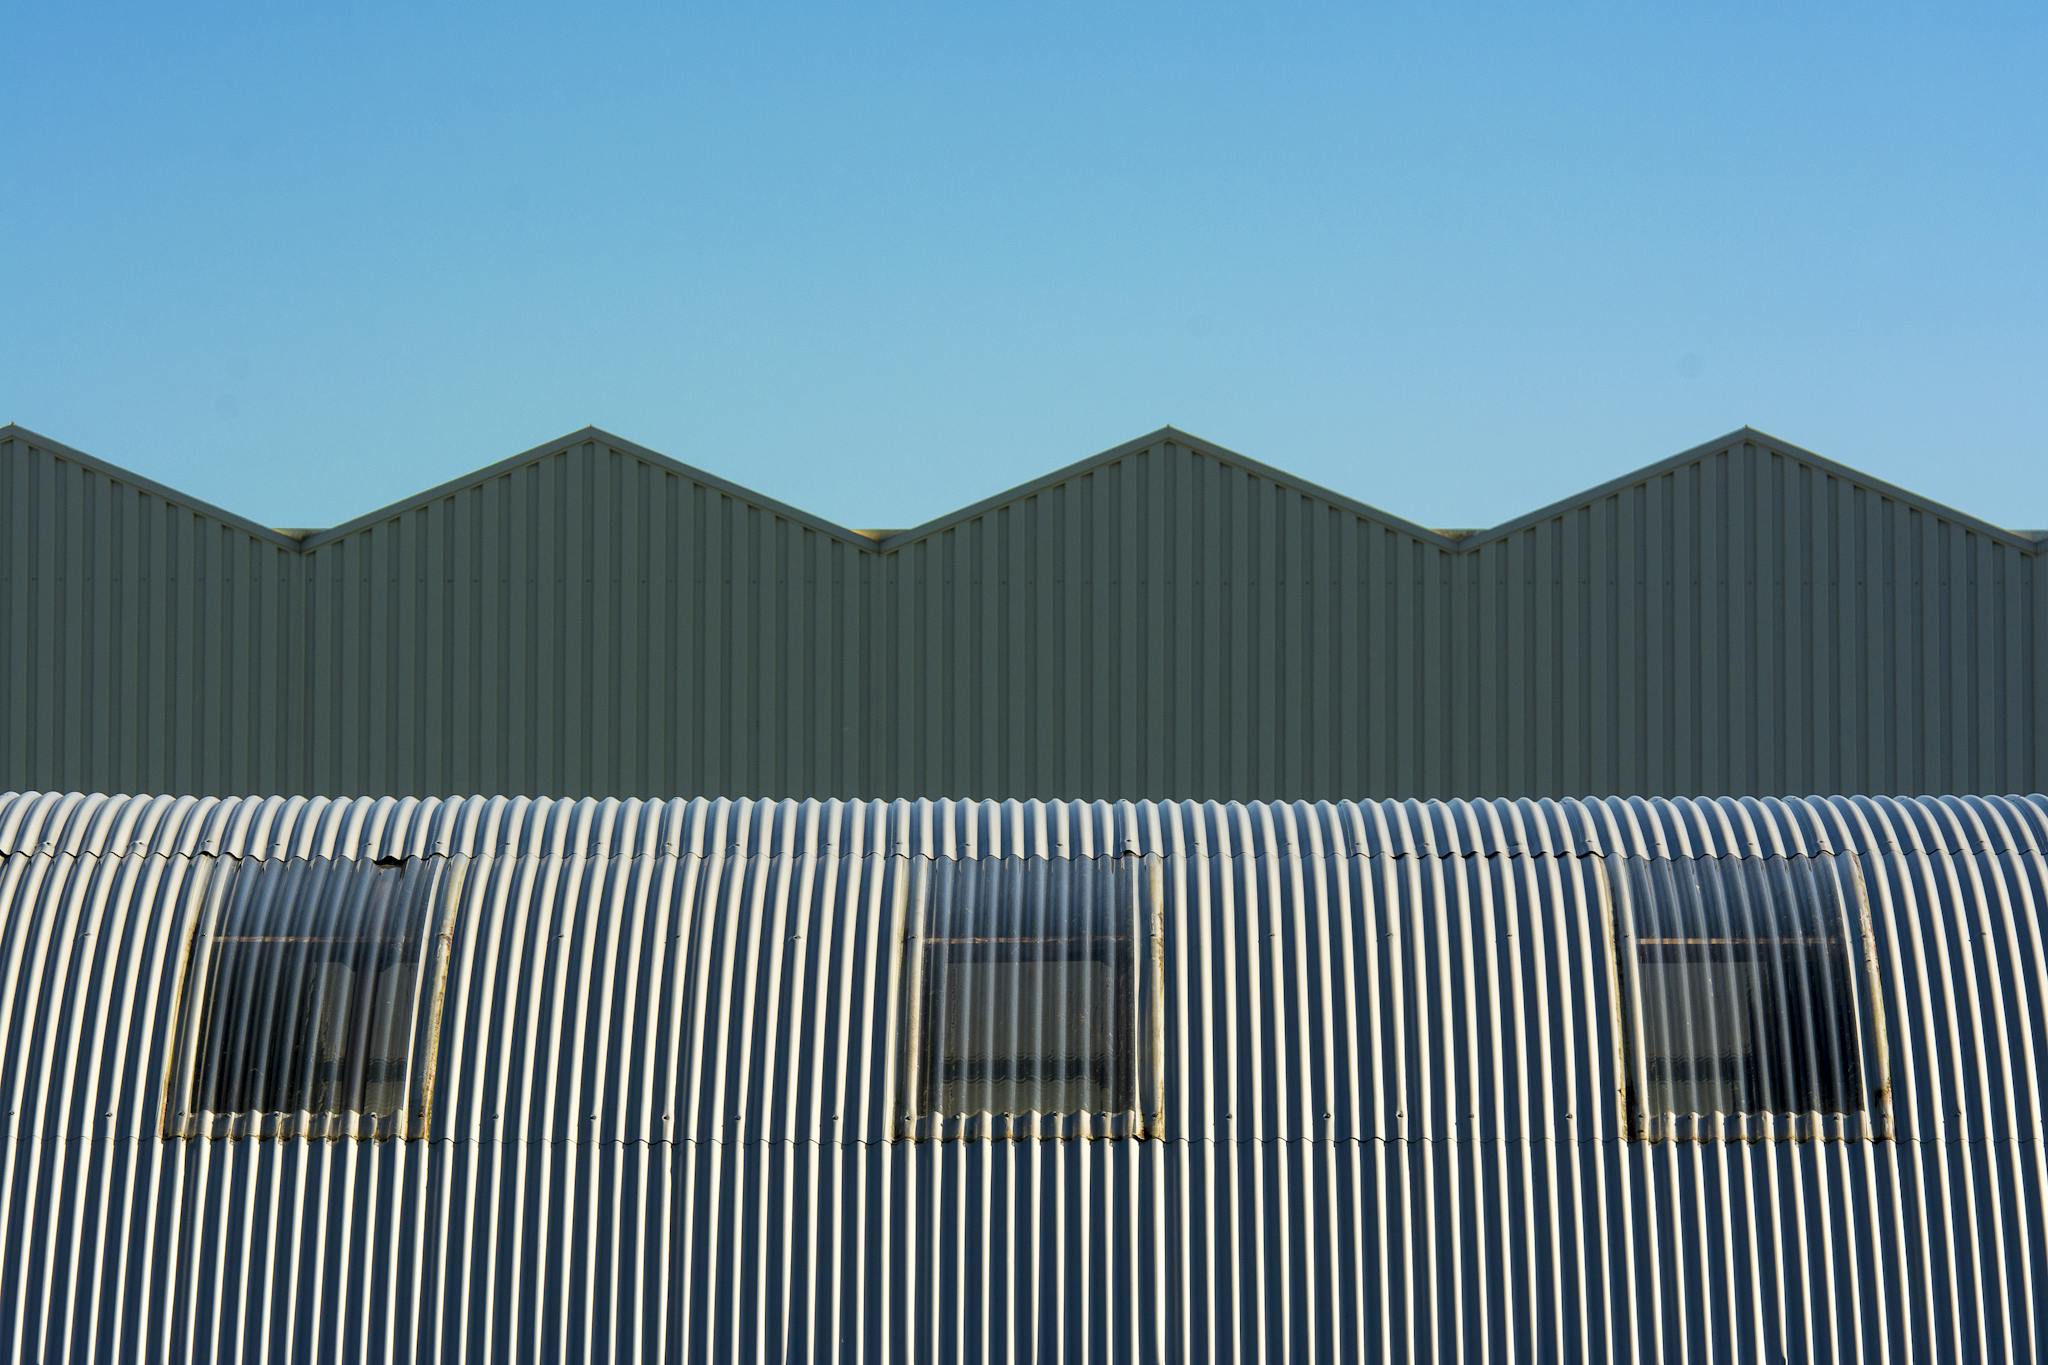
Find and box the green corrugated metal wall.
[2,438,301,795]
[2,423,2041,799]
[295,443,875,797]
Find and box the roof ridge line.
[295,425,876,550]
[4,422,2038,557]
[0,423,304,549]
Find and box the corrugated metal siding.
[0,791,2043,1361]
[4,427,2042,800]
[1457,445,2042,796]
[295,438,877,797]
[879,435,2044,797]
[878,446,1459,798]
[0,432,301,796]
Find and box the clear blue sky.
[5,4,2043,533]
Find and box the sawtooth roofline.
[2,422,2039,556]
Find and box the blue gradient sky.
[5,4,2043,532]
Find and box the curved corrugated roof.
[4,789,2044,861]
[0,792,2043,1359]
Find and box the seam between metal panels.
[31,1134,2039,1148]
[44,845,2045,862]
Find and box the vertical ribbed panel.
[0,791,2043,1361]
[0,433,301,796]
[876,443,1460,798]
[5,429,2042,799]
[296,438,876,796]
[1458,441,2043,796]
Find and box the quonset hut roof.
[1,790,2045,1359]
[7,790,2047,862]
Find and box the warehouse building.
[3,422,2043,799]
[3,426,2045,1361]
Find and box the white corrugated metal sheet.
[0,791,2043,1361]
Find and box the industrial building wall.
[1455,442,2045,796]
[1,425,2041,799]
[294,438,878,797]
[0,431,301,795]
[874,444,1457,797]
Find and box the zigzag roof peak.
[1,421,2037,556]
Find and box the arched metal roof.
[0,792,2042,1360]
